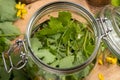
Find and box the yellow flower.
[98,73,104,80]
[21,14,26,19]
[15,2,27,19]
[15,2,21,10]
[112,58,117,64]
[20,4,26,10]
[98,59,103,65]
[16,10,22,17]
[21,9,27,14]
[106,56,117,64]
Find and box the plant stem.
[0,34,24,37]
[83,31,88,51]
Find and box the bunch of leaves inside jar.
[30,11,95,80]
[31,11,95,68]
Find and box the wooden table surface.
[14,0,120,80]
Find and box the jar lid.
[98,5,120,58]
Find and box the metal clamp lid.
[2,39,28,73]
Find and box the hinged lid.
[97,5,120,58]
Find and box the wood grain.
[85,62,120,80]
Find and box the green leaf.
[71,40,81,51]
[51,56,75,68]
[73,51,86,66]
[0,55,11,80]
[61,21,83,44]
[86,43,95,54]
[30,38,42,51]
[13,70,29,80]
[58,11,72,26]
[0,37,10,53]
[71,66,91,80]
[25,58,41,79]
[0,66,11,80]
[44,72,57,80]
[73,21,84,39]
[59,56,74,68]
[36,49,56,64]
[0,22,20,40]
[65,75,78,80]
[36,17,65,37]
[0,0,18,22]
[49,17,63,29]
[62,27,73,44]
[30,38,56,64]
[50,60,60,67]
[0,30,2,34]
[111,0,120,6]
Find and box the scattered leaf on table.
[0,0,18,22]
[0,22,20,40]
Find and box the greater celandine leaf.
[0,0,17,21]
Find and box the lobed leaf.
[0,0,17,22]
[0,22,20,40]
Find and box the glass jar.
[2,1,120,80]
[98,5,120,57]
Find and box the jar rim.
[26,1,101,74]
